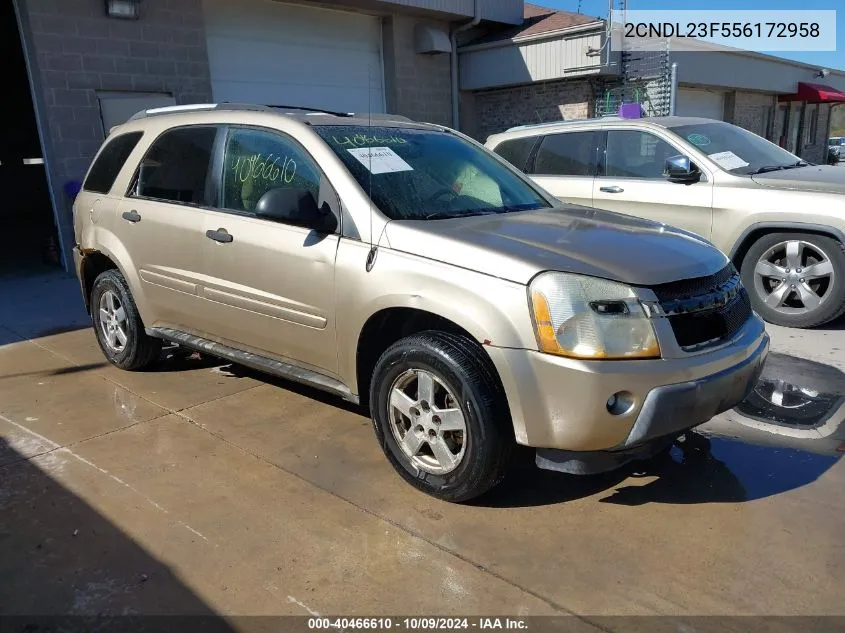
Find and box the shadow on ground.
[0,438,236,629]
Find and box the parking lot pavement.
[2,273,844,623]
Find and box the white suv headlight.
[529,272,660,360]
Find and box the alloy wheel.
[387,369,467,475]
[753,240,835,316]
[98,289,129,352]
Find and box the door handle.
[206,228,233,243]
[599,186,624,194]
[121,210,141,223]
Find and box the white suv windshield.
[668,121,808,176]
[315,125,551,220]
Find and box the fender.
[334,245,537,394]
[80,226,151,319]
[729,221,845,260]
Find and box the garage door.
[676,88,725,121]
[203,0,385,114]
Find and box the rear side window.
[83,132,143,194]
[492,137,536,172]
[534,131,599,176]
[134,126,217,205]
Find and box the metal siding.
[373,0,522,23]
[203,0,385,112]
[460,32,604,90]
[672,51,845,94]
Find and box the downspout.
[450,0,481,130]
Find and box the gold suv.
[73,105,768,501]
[488,117,845,328]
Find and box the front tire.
[370,331,514,502]
[90,269,161,370]
[740,232,845,328]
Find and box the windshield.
[831,137,844,146]
[668,121,806,176]
[314,125,551,220]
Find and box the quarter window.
[83,132,143,194]
[134,127,216,205]
[221,128,321,215]
[605,130,679,179]
[492,137,536,172]
[534,131,599,176]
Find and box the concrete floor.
[1,272,844,626]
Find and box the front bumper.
[486,314,769,452]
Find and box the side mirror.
[255,187,338,233]
[664,155,701,184]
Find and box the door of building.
[1,1,58,276]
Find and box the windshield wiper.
[499,204,544,213]
[424,209,504,220]
[424,211,459,220]
[749,161,810,175]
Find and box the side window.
[83,132,143,194]
[492,137,536,172]
[222,127,321,215]
[534,131,598,176]
[605,130,680,179]
[134,126,216,205]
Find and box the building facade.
[9,0,522,272]
[458,4,845,167]
[5,0,845,275]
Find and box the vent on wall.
[414,25,451,55]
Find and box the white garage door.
[676,88,725,121]
[203,0,385,114]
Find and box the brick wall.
[23,0,212,186]
[468,79,594,141]
[802,103,831,164]
[383,14,452,126]
[729,91,776,138]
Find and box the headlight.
[529,272,660,360]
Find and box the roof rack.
[503,116,622,133]
[127,102,416,124]
[265,104,354,117]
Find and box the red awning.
[779,82,845,103]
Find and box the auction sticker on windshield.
[687,133,711,147]
[347,147,413,175]
[708,150,749,170]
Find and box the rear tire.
[370,331,514,502]
[90,269,161,370]
[740,232,845,328]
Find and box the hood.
[751,165,845,194]
[384,206,729,286]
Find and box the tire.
[369,331,514,502]
[90,269,161,370]
[740,232,845,328]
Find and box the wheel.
[740,232,845,328]
[369,331,514,502]
[90,269,161,370]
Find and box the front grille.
[666,289,752,349]
[646,264,753,350]
[650,264,738,302]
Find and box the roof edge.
[459,20,604,53]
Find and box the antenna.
[365,63,377,273]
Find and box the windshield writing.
[315,125,551,221]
